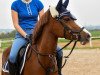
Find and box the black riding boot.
[56,46,63,75]
[8,60,20,75]
[56,55,63,75]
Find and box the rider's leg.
[8,38,27,75]
[56,46,63,75]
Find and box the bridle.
[56,15,85,40]
[28,13,85,75]
[55,14,85,68]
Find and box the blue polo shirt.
[11,0,44,30]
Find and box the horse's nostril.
[87,34,90,38]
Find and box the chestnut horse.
[2,0,91,75]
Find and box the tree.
[0,30,16,39]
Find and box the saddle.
[2,44,30,74]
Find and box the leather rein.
[56,16,84,68]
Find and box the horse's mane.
[32,10,50,44]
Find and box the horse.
[2,0,91,75]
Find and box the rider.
[8,0,63,75]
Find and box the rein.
[58,40,78,68]
[56,16,84,68]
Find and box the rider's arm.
[11,10,27,38]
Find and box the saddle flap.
[2,44,30,74]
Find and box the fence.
[0,37,100,48]
[90,37,100,47]
[0,40,13,48]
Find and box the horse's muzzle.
[80,34,91,45]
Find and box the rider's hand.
[25,34,32,43]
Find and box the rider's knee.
[8,54,16,63]
[56,46,63,58]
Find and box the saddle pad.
[2,44,30,74]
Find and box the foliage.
[0,30,16,39]
[0,30,100,39]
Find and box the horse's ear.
[63,0,69,8]
[56,0,63,12]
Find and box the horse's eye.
[63,18,70,22]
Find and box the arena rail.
[90,37,100,47]
[0,40,13,48]
[0,37,100,48]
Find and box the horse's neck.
[36,25,58,53]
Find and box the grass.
[1,39,100,51]
[1,42,12,51]
[58,38,70,43]
[1,30,100,50]
[0,38,14,41]
[90,30,100,37]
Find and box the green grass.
[1,38,100,50]
[1,30,100,50]
[90,30,100,37]
[0,38,14,41]
[58,38,70,43]
[1,42,12,51]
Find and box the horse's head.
[49,0,91,45]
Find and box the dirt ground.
[0,49,100,75]
[62,49,100,75]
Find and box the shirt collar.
[21,0,32,4]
